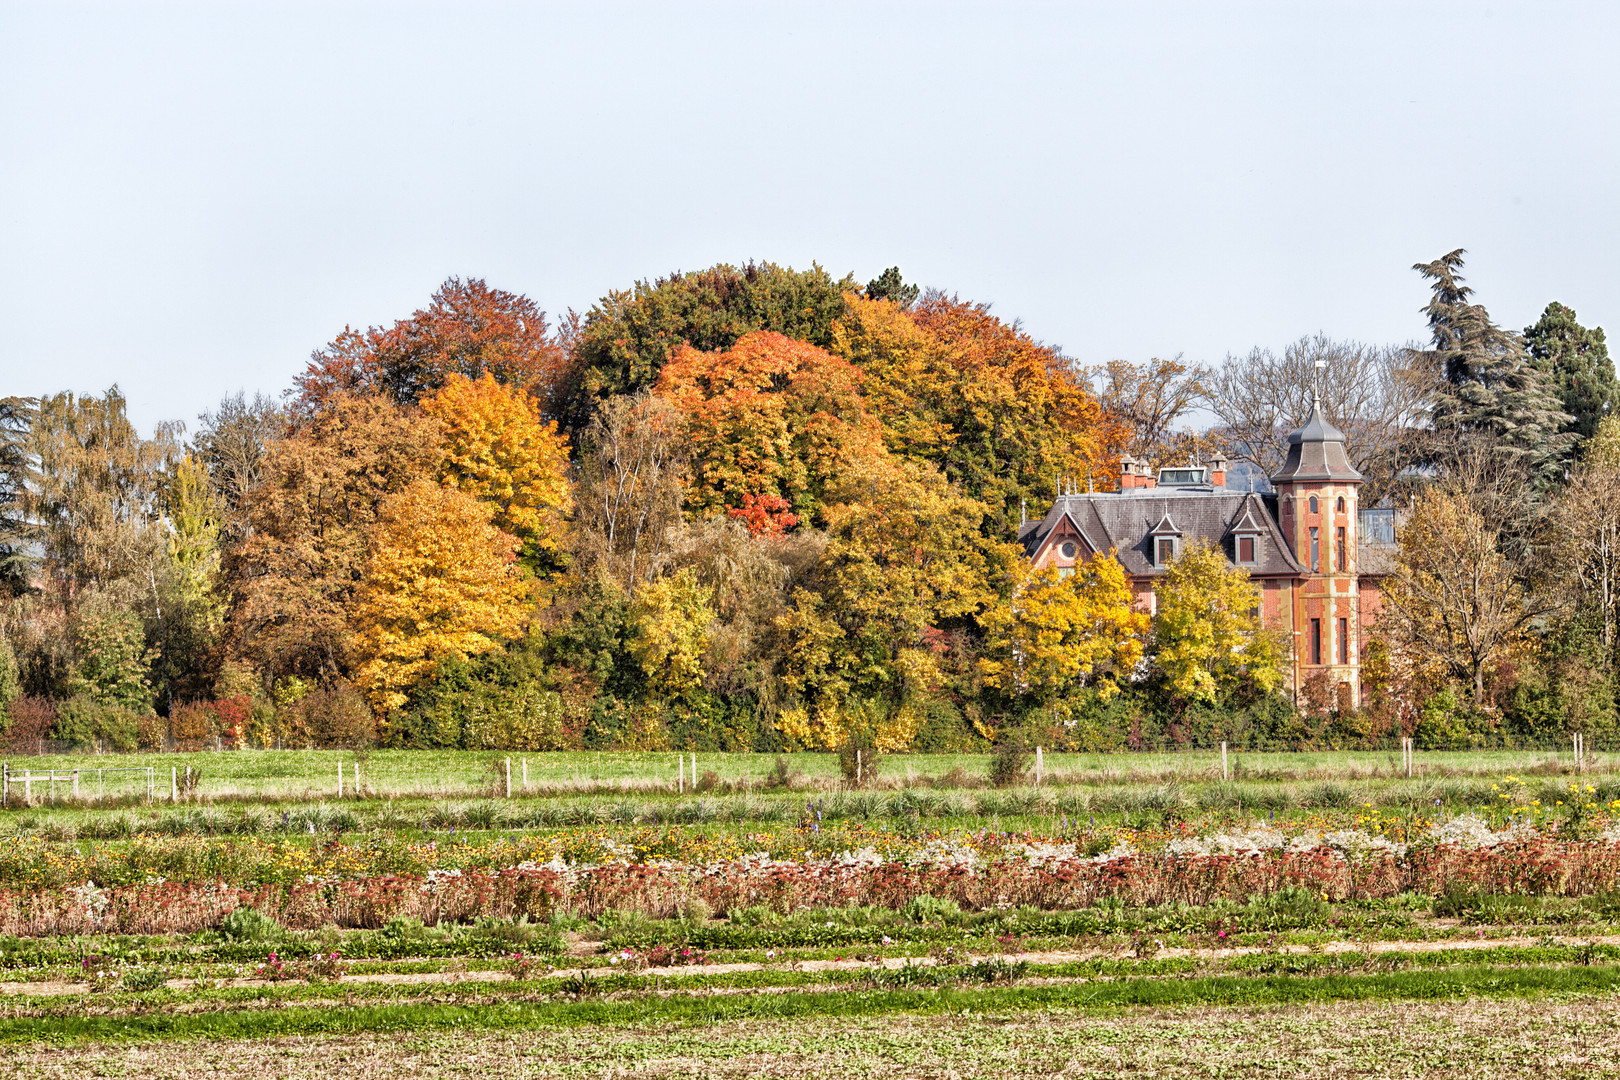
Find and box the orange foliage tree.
[293,277,575,418]
[350,479,530,714]
[833,293,1125,536]
[421,373,572,557]
[655,331,882,525]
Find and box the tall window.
[1338,617,1349,664]
[1237,536,1256,564]
[1310,618,1322,665]
[1309,527,1320,572]
[1309,495,1319,514]
[1336,496,1346,513]
[1336,526,1347,572]
[1156,537,1176,564]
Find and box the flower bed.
[6,820,1620,938]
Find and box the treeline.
[0,253,1616,754]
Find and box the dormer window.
[1237,535,1257,565]
[1228,506,1265,568]
[1148,512,1183,567]
[1060,541,1078,560]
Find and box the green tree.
[1524,301,1617,445]
[1412,250,1576,488]
[565,261,857,432]
[0,396,38,595]
[0,631,19,717]
[65,588,156,712]
[864,266,919,309]
[1151,544,1280,704]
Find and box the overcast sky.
[2,1,1616,437]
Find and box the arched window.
[1336,496,1346,513]
[1309,495,1319,514]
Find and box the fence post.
[337,761,343,798]
[171,767,177,803]
[1221,742,1228,782]
[856,749,862,785]
[73,770,79,800]
[2,762,7,808]
[522,758,528,790]
[1035,746,1043,786]
[505,757,512,798]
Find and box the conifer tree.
[1524,301,1617,445]
[1412,250,1576,488]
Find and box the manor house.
[1018,397,1392,708]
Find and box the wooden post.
[73,770,79,800]
[1221,742,1228,782]
[354,762,360,797]
[505,757,512,798]
[522,758,528,789]
[337,761,343,798]
[856,749,862,785]
[171,766,178,803]
[1,762,7,808]
[1036,746,1043,786]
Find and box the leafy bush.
[285,681,375,749]
[988,731,1030,787]
[169,701,216,750]
[121,967,168,992]
[219,908,283,942]
[4,696,55,750]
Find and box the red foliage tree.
[293,277,576,418]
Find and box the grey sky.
[2,1,1616,437]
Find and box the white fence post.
[522,758,528,789]
[1221,742,1228,782]
[505,757,512,798]
[337,761,343,798]
[171,766,178,803]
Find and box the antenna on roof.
[1313,357,1327,406]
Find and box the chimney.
[1118,455,1136,490]
[1138,461,1156,490]
[1210,454,1228,488]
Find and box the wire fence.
[0,735,1610,809]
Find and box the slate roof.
[1022,487,1305,578]
[1270,395,1363,484]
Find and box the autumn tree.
[979,554,1148,703]
[27,388,177,602]
[349,479,529,714]
[1091,355,1213,470]
[832,293,1122,537]
[571,393,685,596]
[147,454,227,706]
[808,456,1019,702]
[293,277,575,418]
[1547,416,1620,664]
[565,261,856,432]
[1381,484,1558,703]
[1206,334,1429,502]
[421,373,572,560]
[656,331,882,524]
[231,394,439,681]
[627,566,715,706]
[1151,544,1280,704]
[193,392,286,547]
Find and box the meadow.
[0,747,1617,1078]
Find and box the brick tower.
[1269,394,1364,708]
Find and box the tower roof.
[1269,394,1363,484]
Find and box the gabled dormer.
[1227,506,1265,567]
[1148,512,1182,567]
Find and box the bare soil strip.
[4,995,1618,1079]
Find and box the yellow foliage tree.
[627,567,715,703]
[420,372,572,553]
[1151,543,1281,703]
[980,554,1148,701]
[350,480,529,713]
